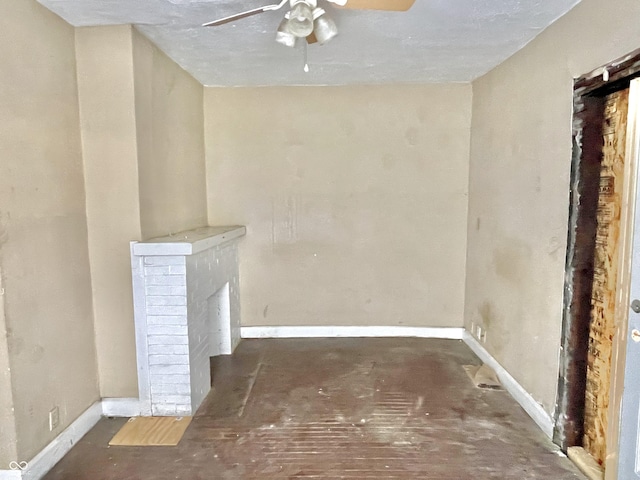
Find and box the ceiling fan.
[203,0,416,47]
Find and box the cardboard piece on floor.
[463,364,502,390]
[109,416,192,446]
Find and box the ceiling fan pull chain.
[303,41,310,73]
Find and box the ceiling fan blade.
[339,0,415,11]
[306,32,318,45]
[203,0,288,27]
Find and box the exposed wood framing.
[555,48,640,453]
[603,78,640,480]
[583,89,628,464]
[555,93,605,450]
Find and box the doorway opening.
[555,48,640,477]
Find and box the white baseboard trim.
[101,397,141,417]
[241,326,465,340]
[462,332,555,438]
[0,401,103,480]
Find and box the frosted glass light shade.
[288,2,314,37]
[314,12,337,44]
[275,18,297,47]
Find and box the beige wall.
[133,29,208,241]
[206,85,471,328]
[0,268,18,466]
[0,0,99,463]
[75,26,207,398]
[76,25,142,398]
[466,0,640,414]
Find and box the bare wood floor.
[44,338,584,479]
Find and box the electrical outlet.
[49,406,59,431]
[481,329,488,344]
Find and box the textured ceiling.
[38,0,581,86]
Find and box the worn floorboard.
[43,338,585,479]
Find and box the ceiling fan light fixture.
[312,9,338,44]
[288,0,314,37]
[275,17,297,47]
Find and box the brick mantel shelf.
[130,226,246,416]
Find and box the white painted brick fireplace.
[130,226,246,416]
